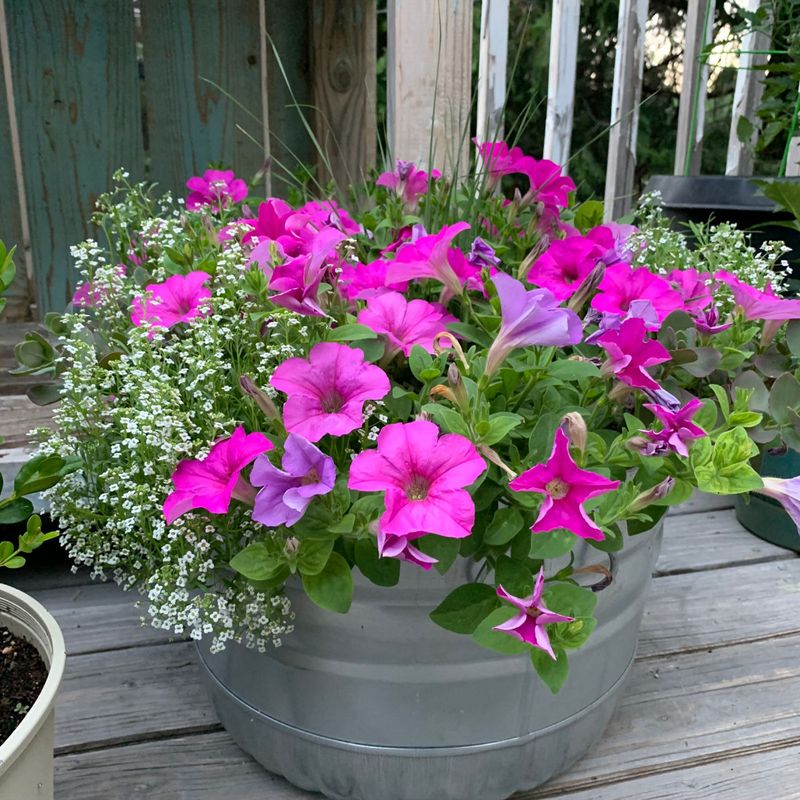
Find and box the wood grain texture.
[140,0,265,196]
[0,4,30,320]
[658,508,795,575]
[674,0,714,176]
[603,0,648,220]
[475,0,509,145]
[387,0,473,172]
[668,490,734,515]
[310,0,376,191]
[5,0,143,314]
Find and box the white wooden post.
[475,0,509,145]
[674,0,714,176]
[725,0,771,176]
[387,0,473,173]
[543,0,581,166]
[786,135,800,176]
[603,0,648,221]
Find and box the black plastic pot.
[644,175,800,275]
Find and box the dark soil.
[0,626,47,746]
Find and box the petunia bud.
[626,435,652,454]
[560,412,587,454]
[434,332,469,372]
[477,444,517,479]
[630,477,675,512]
[517,235,550,282]
[447,363,469,411]
[567,260,606,314]
[239,374,281,420]
[283,536,300,559]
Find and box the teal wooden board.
[5,0,143,315]
[0,29,29,320]
[140,0,267,197]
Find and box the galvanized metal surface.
[197,523,663,800]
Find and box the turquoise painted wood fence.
[0,0,321,318]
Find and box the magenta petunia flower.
[386,222,483,298]
[527,236,603,301]
[754,476,800,532]
[270,342,390,442]
[268,226,347,316]
[474,140,536,186]
[185,169,248,213]
[348,419,486,540]
[510,428,620,541]
[584,299,660,345]
[72,264,126,309]
[251,433,336,527]
[484,272,583,376]
[357,292,456,358]
[596,317,671,391]
[585,222,639,266]
[641,397,707,457]
[715,269,800,321]
[131,271,212,333]
[163,426,273,524]
[591,263,684,322]
[376,160,441,209]
[377,530,439,570]
[494,567,574,658]
[693,305,732,335]
[668,268,713,313]
[338,258,409,301]
[522,158,576,210]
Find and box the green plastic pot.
[735,449,800,553]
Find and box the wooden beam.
[603,0,648,221]
[543,0,581,166]
[387,0,473,173]
[674,0,714,176]
[725,0,771,176]
[787,136,800,177]
[310,0,376,192]
[475,0,509,145]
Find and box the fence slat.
[0,1,30,320]
[725,0,771,176]
[5,0,143,315]
[543,0,580,166]
[475,0,509,145]
[310,0,376,191]
[387,0,473,172]
[674,0,714,176]
[603,0,648,221]
[141,0,266,197]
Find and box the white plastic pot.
[0,584,66,800]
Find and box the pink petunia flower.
[72,264,126,309]
[591,263,684,322]
[474,140,536,186]
[484,272,583,376]
[521,158,576,210]
[377,530,439,570]
[596,317,671,391]
[348,419,487,540]
[163,426,273,524]
[251,433,336,527]
[668,268,713,312]
[185,169,248,213]
[357,292,456,358]
[494,567,574,658]
[584,299,661,345]
[130,271,212,333]
[386,222,483,299]
[585,223,639,267]
[270,342,391,442]
[641,397,707,457]
[527,237,603,301]
[376,160,441,209]
[337,258,408,301]
[509,428,620,541]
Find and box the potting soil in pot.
[0,626,47,745]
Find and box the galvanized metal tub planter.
[197,522,663,800]
[0,584,66,800]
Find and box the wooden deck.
[3,396,800,799]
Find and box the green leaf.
[297,537,335,576]
[785,320,800,356]
[757,179,800,222]
[0,498,34,526]
[693,399,719,432]
[680,347,721,378]
[3,556,25,569]
[415,534,460,574]
[229,541,286,581]
[409,345,433,381]
[351,339,385,363]
[328,323,378,342]
[544,581,598,619]
[691,427,763,494]
[422,404,471,437]
[354,537,400,586]
[483,506,525,546]
[472,607,529,654]
[494,556,533,597]
[328,513,356,534]
[528,529,575,559]
[0,541,14,563]
[769,372,800,426]
[429,583,500,634]
[547,360,600,381]
[482,412,523,445]
[27,383,62,406]
[736,114,755,145]
[302,552,353,613]
[447,322,493,348]
[573,200,604,233]
[530,647,569,693]
[13,454,71,496]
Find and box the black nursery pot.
[644,175,800,277]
